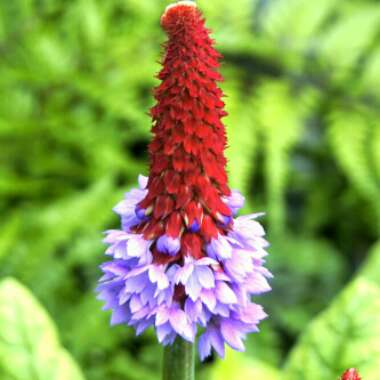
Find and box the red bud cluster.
[341,368,361,380]
[136,2,232,264]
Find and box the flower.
[341,369,361,380]
[96,0,272,360]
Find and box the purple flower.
[189,220,201,232]
[156,235,181,256]
[156,303,195,343]
[175,257,217,301]
[97,0,272,362]
[97,174,272,360]
[199,324,225,360]
[113,175,148,231]
[104,230,152,265]
[206,235,233,260]
[223,190,245,215]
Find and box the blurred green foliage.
[0,0,379,379]
[284,242,380,379]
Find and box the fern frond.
[319,6,380,76]
[254,80,317,234]
[328,109,380,224]
[199,0,253,37]
[360,48,380,98]
[260,0,337,44]
[371,120,380,182]
[223,79,258,201]
[4,177,118,287]
[77,0,106,47]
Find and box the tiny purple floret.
[156,235,181,256]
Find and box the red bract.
[341,368,362,380]
[137,1,231,263]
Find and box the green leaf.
[0,277,85,380]
[283,277,380,379]
[319,6,380,75]
[371,120,380,181]
[361,48,380,97]
[31,35,74,78]
[224,81,257,198]
[359,241,380,287]
[0,213,21,262]
[261,0,336,42]
[269,237,346,335]
[78,0,105,47]
[209,349,280,380]
[198,0,253,48]
[254,80,316,234]
[328,109,380,225]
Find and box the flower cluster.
[96,1,272,360]
[341,369,361,380]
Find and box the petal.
[198,331,212,361]
[112,241,127,260]
[127,236,150,258]
[238,303,267,325]
[129,295,143,313]
[156,307,170,326]
[209,326,225,358]
[100,261,130,277]
[245,272,271,294]
[213,302,230,317]
[138,175,148,189]
[184,298,202,322]
[124,273,148,293]
[149,265,169,290]
[136,318,153,335]
[157,322,174,343]
[200,288,216,311]
[207,235,232,260]
[111,305,130,325]
[156,235,181,256]
[220,320,245,351]
[162,331,177,346]
[175,263,194,285]
[195,265,215,289]
[169,308,187,333]
[224,190,245,214]
[169,308,194,341]
[196,257,219,266]
[224,250,253,282]
[113,199,133,215]
[140,282,155,305]
[185,273,202,301]
[216,282,237,304]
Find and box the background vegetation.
[0,0,380,378]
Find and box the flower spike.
[97,0,272,360]
[341,368,362,380]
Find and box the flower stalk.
[162,338,194,380]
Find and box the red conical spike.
[139,1,231,250]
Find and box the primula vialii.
[341,369,362,380]
[96,1,272,360]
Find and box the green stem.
[162,338,194,380]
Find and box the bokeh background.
[1,0,380,379]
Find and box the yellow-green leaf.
[0,278,85,380]
[209,349,280,380]
[284,277,380,380]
